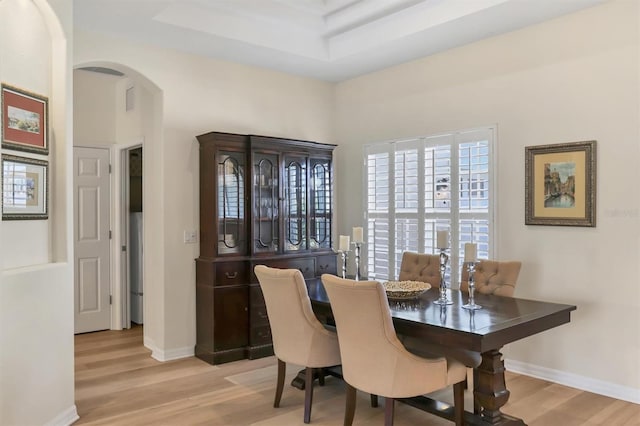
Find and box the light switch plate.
[184,230,197,244]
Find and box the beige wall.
[0,0,76,424]
[74,30,336,358]
[0,1,633,424]
[0,0,52,268]
[335,0,639,398]
[73,69,119,144]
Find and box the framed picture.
[2,154,48,220]
[1,83,49,154]
[525,140,596,227]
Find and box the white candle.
[339,235,350,251]
[436,230,449,249]
[352,227,364,243]
[464,243,477,262]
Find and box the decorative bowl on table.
[382,280,431,300]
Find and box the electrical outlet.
[184,230,197,244]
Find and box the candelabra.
[352,242,363,281]
[433,248,453,305]
[462,261,482,310]
[339,250,349,279]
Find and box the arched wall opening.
[72,60,165,355]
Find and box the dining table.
[302,278,577,426]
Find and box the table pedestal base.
[291,366,342,390]
[473,349,525,425]
[290,355,526,426]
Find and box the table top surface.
[307,279,577,352]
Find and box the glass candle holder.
[462,261,482,310]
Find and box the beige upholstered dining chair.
[398,251,441,287]
[254,265,341,424]
[460,260,522,297]
[321,274,466,426]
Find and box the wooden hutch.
[195,131,337,364]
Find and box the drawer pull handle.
[225,272,238,279]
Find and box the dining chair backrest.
[460,260,522,297]
[254,265,341,368]
[321,274,459,398]
[398,252,441,288]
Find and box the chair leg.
[370,394,379,408]
[274,359,286,408]
[384,397,395,426]
[453,381,465,426]
[473,368,480,414]
[344,383,357,426]
[318,368,325,386]
[304,367,314,424]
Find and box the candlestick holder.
[468,308,476,330]
[352,242,363,281]
[433,248,453,305]
[462,261,482,310]
[439,304,447,325]
[339,250,349,279]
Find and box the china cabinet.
[195,131,337,364]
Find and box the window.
[364,127,494,285]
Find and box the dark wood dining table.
[304,279,577,426]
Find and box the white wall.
[74,31,335,358]
[0,0,76,425]
[334,0,639,400]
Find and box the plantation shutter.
[364,127,494,285]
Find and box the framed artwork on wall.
[1,83,49,155]
[2,154,48,220]
[525,140,596,227]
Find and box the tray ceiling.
[75,0,606,82]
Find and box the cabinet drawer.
[262,258,315,279]
[316,255,337,276]
[250,324,272,345]
[250,304,270,327]
[215,261,248,286]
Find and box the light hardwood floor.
[75,326,639,425]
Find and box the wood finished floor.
[74,326,640,425]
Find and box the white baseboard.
[144,336,194,362]
[152,345,194,362]
[505,359,640,404]
[45,405,79,426]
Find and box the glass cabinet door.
[309,158,332,249]
[253,153,279,253]
[283,155,307,252]
[217,151,246,256]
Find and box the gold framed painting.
[525,140,596,227]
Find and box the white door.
[74,146,111,333]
